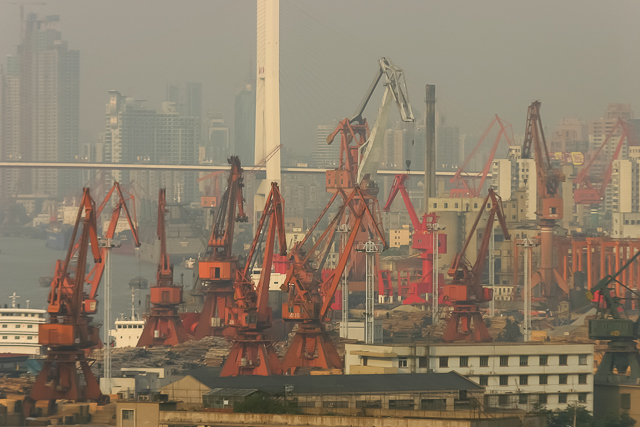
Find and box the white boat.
[0,293,46,355]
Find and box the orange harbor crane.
[381,173,447,304]
[137,189,190,347]
[194,156,248,339]
[443,189,510,342]
[24,190,98,414]
[221,182,287,376]
[280,186,387,374]
[521,101,567,298]
[26,185,140,415]
[450,115,514,198]
[574,118,637,206]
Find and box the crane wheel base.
[137,312,190,347]
[281,323,342,375]
[220,338,282,376]
[443,305,492,342]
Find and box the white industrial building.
[345,341,594,412]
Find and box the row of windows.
[116,324,143,329]
[2,336,33,340]
[493,393,587,406]
[1,324,33,328]
[439,354,588,368]
[0,313,43,318]
[479,373,588,386]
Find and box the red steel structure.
[574,118,637,205]
[443,189,510,342]
[137,189,190,347]
[382,174,447,304]
[450,115,514,198]
[195,156,248,339]
[26,189,105,415]
[281,186,387,374]
[521,101,566,297]
[221,182,287,376]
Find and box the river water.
[0,236,195,328]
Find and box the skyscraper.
[1,14,79,200]
[233,83,256,165]
[312,123,340,168]
[437,124,460,171]
[103,92,200,203]
[166,82,202,119]
[205,112,229,164]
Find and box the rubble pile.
[0,375,31,397]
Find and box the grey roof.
[184,370,481,395]
[205,388,258,397]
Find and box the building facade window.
[460,356,469,367]
[519,375,528,386]
[579,354,588,365]
[559,374,568,385]
[621,393,631,410]
[579,374,587,384]
[539,374,548,385]
[479,376,488,386]
[122,410,134,420]
[559,393,568,404]
[418,357,427,368]
[519,394,528,405]
[398,358,408,368]
[539,394,548,404]
[500,375,508,386]
[439,357,448,368]
[500,356,509,367]
[520,355,528,366]
[498,395,508,405]
[559,355,568,366]
[539,355,548,366]
[578,393,587,404]
[480,356,489,367]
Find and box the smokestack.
[425,85,436,214]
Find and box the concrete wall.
[158,410,546,427]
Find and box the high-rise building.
[204,112,229,164]
[233,83,256,165]
[312,123,340,168]
[436,124,460,171]
[166,82,202,119]
[1,14,79,200]
[381,122,409,170]
[103,92,200,203]
[550,118,588,153]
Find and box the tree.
[496,318,523,342]
[535,404,636,427]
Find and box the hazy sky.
[1,0,638,154]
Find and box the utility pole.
[358,241,383,344]
[338,223,350,339]
[489,226,495,317]
[100,237,121,394]
[431,221,440,324]
[424,85,436,214]
[520,238,534,342]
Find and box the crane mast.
[221,182,287,376]
[195,156,248,339]
[522,101,566,297]
[443,189,510,342]
[137,189,191,347]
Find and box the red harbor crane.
[25,189,105,416]
[443,189,510,342]
[382,173,447,304]
[521,101,566,297]
[137,189,190,347]
[450,115,514,198]
[573,118,637,205]
[280,186,387,374]
[221,182,287,376]
[194,156,248,339]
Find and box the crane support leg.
[221,336,282,376]
[138,310,190,347]
[281,323,342,374]
[195,291,233,339]
[25,350,107,417]
[443,305,492,342]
